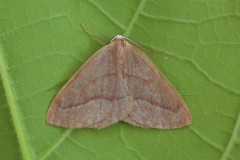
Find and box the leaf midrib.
[0,44,32,159]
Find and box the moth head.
[111,35,125,42]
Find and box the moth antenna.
[125,37,164,57]
[125,37,152,52]
[81,24,109,44]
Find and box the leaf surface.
[0,0,240,160]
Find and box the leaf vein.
[0,44,32,159]
[120,126,147,160]
[0,14,67,39]
[87,0,125,30]
[123,0,147,36]
[149,46,240,96]
[189,126,224,152]
[220,111,240,160]
[38,129,73,160]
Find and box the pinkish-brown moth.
[46,35,192,129]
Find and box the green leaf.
[1,0,240,160]
[0,78,22,160]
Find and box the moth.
[46,35,192,129]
